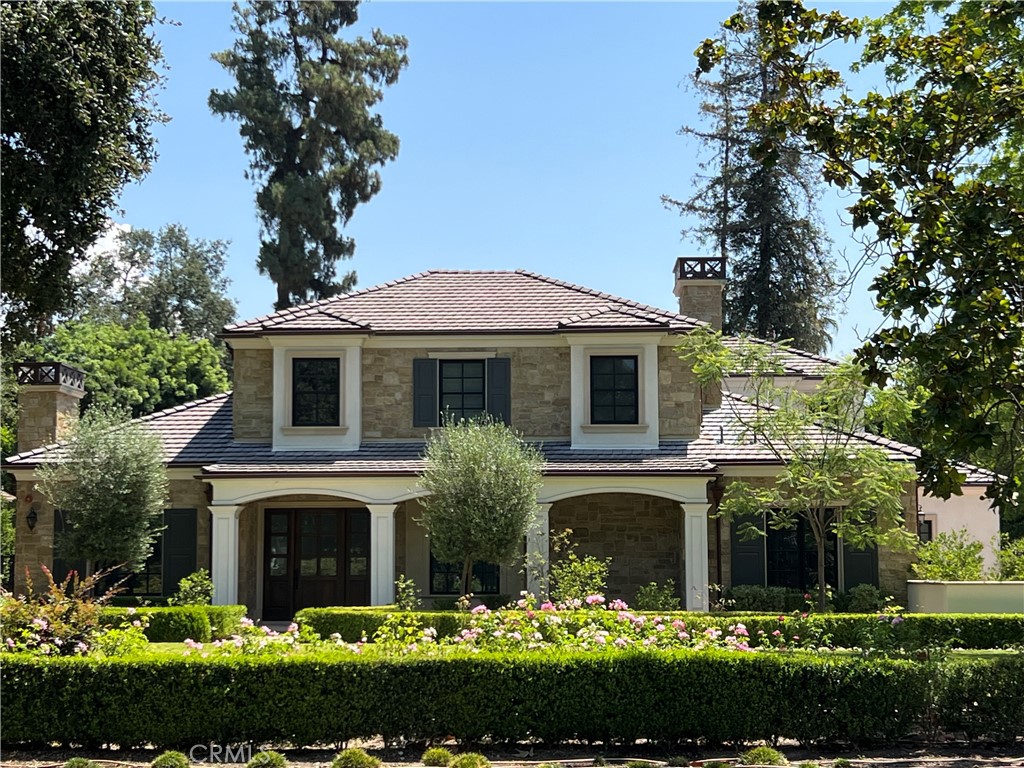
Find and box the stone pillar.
[526,503,552,598]
[209,505,242,605]
[14,362,86,453]
[367,504,398,605]
[673,257,726,330]
[682,499,712,611]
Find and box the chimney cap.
[14,361,85,392]
[674,256,726,281]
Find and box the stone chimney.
[14,362,86,452]
[673,256,726,330]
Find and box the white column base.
[209,505,242,606]
[526,503,552,598]
[683,500,711,611]
[367,504,398,606]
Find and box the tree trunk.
[816,536,828,612]
[461,557,473,598]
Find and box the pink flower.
[471,604,489,615]
[771,630,781,637]
[608,599,629,610]
[614,637,628,648]
[892,615,905,625]
[672,619,686,631]
[539,601,555,611]
[288,622,299,633]
[585,594,605,606]
[240,617,255,628]
[733,623,749,637]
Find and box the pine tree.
[210,1,407,310]
[663,4,837,354]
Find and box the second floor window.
[439,360,486,421]
[292,357,340,426]
[590,355,638,424]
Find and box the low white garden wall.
[908,579,1024,613]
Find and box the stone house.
[5,259,998,616]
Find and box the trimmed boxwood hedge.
[99,606,247,643]
[295,608,1024,649]
[3,650,1023,747]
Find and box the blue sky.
[117,1,894,355]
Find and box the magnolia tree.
[678,328,918,610]
[418,416,544,597]
[37,406,167,577]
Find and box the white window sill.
[580,423,649,434]
[279,425,349,436]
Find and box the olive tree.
[37,406,167,577]
[418,416,544,597]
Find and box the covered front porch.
[204,473,718,618]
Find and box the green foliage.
[92,611,150,658]
[832,761,852,768]
[98,606,240,643]
[634,580,681,612]
[296,607,462,642]
[840,584,886,614]
[0,496,14,585]
[64,759,100,768]
[210,1,408,309]
[739,746,788,766]
[71,224,237,343]
[796,763,819,768]
[679,330,918,610]
[996,534,1024,580]
[419,416,544,596]
[169,569,214,606]
[332,748,380,768]
[448,754,490,768]
[1,566,108,655]
[724,585,805,613]
[912,529,985,581]
[8,651,1024,747]
[395,573,420,611]
[20,318,229,418]
[151,751,190,768]
[37,406,167,572]
[247,752,287,768]
[421,747,454,767]
[666,759,690,767]
[698,1,1024,514]
[549,528,610,604]
[0,1,166,345]
[664,4,837,354]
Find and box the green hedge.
[296,608,1024,649]
[4,651,1022,747]
[99,606,247,643]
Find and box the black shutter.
[163,508,198,596]
[52,509,86,583]
[486,357,511,425]
[842,540,878,589]
[412,358,439,427]
[730,515,766,586]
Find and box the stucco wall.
[918,487,1001,571]
[232,348,273,442]
[361,346,572,440]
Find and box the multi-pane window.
[589,355,639,424]
[292,358,340,426]
[429,553,500,595]
[122,540,163,596]
[918,518,934,544]
[766,521,837,592]
[439,360,485,421]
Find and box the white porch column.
[526,503,552,598]
[682,499,712,611]
[367,504,398,606]
[209,505,242,606]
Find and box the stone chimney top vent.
[15,361,85,392]
[673,256,726,282]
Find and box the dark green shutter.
[412,358,439,427]
[842,541,878,589]
[731,515,766,586]
[162,508,197,596]
[486,357,511,425]
[52,509,86,583]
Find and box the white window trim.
[284,351,346,431]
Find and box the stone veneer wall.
[361,346,572,439]
[676,283,724,331]
[17,388,83,454]
[232,348,273,442]
[549,493,689,603]
[657,346,702,439]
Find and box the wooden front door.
[263,508,371,620]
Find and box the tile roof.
[722,337,838,377]
[222,270,704,336]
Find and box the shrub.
[332,748,380,768]
[2,566,109,655]
[724,585,805,612]
[295,608,466,642]
[634,580,681,611]
[100,606,212,643]
[203,605,247,639]
[422,747,454,766]
[396,573,420,611]
[912,529,985,580]
[169,569,214,606]
[449,754,490,768]
[739,745,787,765]
[995,534,1024,580]
[151,751,190,768]
[64,759,100,768]
[247,752,287,768]
[666,759,689,767]
[549,529,610,604]
[796,763,819,768]
[843,584,886,613]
